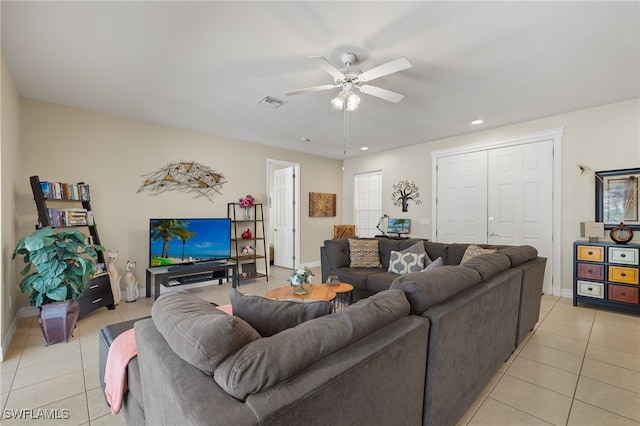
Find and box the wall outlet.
[420,219,430,225]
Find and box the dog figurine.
[125,260,139,303]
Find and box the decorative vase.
[243,206,251,220]
[292,282,311,295]
[37,300,80,346]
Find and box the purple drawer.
[577,263,604,280]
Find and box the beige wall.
[1,55,22,356]
[17,100,343,304]
[343,98,640,292]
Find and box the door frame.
[266,159,301,270]
[431,128,563,296]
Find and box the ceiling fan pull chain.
[344,108,349,155]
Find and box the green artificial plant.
[13,226,104,308]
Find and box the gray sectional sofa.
[101,237,546,426]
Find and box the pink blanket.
[104,328,137,415]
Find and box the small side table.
[328,282,354,312]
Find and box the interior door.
[436,151,488,243]
[273,167,295,268]
[487,140,554,293]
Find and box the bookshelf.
[227,203,268,282]
[29,175,115,317]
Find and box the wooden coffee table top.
[327,282,354,294]
[265,284,336,302]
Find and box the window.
[354,170,382,237]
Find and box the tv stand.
[146,261,237,300]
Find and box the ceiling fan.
[284,52,412,110]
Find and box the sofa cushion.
[388,251,426,274]
[366,271,404,294]
[229,288,332,337]
[460,244,497,264]
[324,238,351,268]
[152,290,260,375]
[390,266,482,314]
[349,239,383,268]
[214,289,410,400]
[460,252,511,281]
[498,245,538,266]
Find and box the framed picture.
[309,192,336,217]
[595,168,640,229]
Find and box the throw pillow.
[460,244,497,264]
[388,251,426,274]
[400,241,432,267]
[229,288,332,337]
[348,239,382,268]
[422,257,443,271]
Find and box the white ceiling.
[2,1,639,159]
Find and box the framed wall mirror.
[595,167,640,230]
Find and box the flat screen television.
[387,218,411,234]
[149,218,231,267]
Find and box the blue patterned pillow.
[388,251,426,274]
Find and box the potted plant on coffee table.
[13,226,104,345]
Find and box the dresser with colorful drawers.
[573,241,639,314]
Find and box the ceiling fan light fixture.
[346,93,360,111]
[332,92,346,109]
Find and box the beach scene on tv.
[387,218,411,234]
[149,218,231,267]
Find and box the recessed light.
[471,119,484,125]
[301,137,311,142]
[360,146,369,151]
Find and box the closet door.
[488,140,554,293]
[436,151,488,243]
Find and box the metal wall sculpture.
[138,161,227,201]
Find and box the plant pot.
[37,300,80,346]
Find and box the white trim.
[266,159,301,270]
[431,128,564,297]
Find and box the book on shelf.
[45,207,89,227]
[40,181,88,201]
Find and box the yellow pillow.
[460,244,497,264]
[349,239,382,268]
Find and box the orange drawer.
[608,266,639,285]
[577,263,605,280]
[608,285,639,304]
[576,245,604,262]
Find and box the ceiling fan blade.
[307,56,346,81]
[358,57,412,82]
[358,85,405,103]
[284,84,339,96]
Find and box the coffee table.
[265,284,336,302]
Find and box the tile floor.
[1,266,639,425]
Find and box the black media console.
[145,261,238,300]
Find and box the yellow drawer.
[608,266,639,285]
[576,280,604,299]
[576,245,604,262]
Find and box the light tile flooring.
[1,266,639,425]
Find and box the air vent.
[257,96,287,109]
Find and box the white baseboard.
[561,288,573,299]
